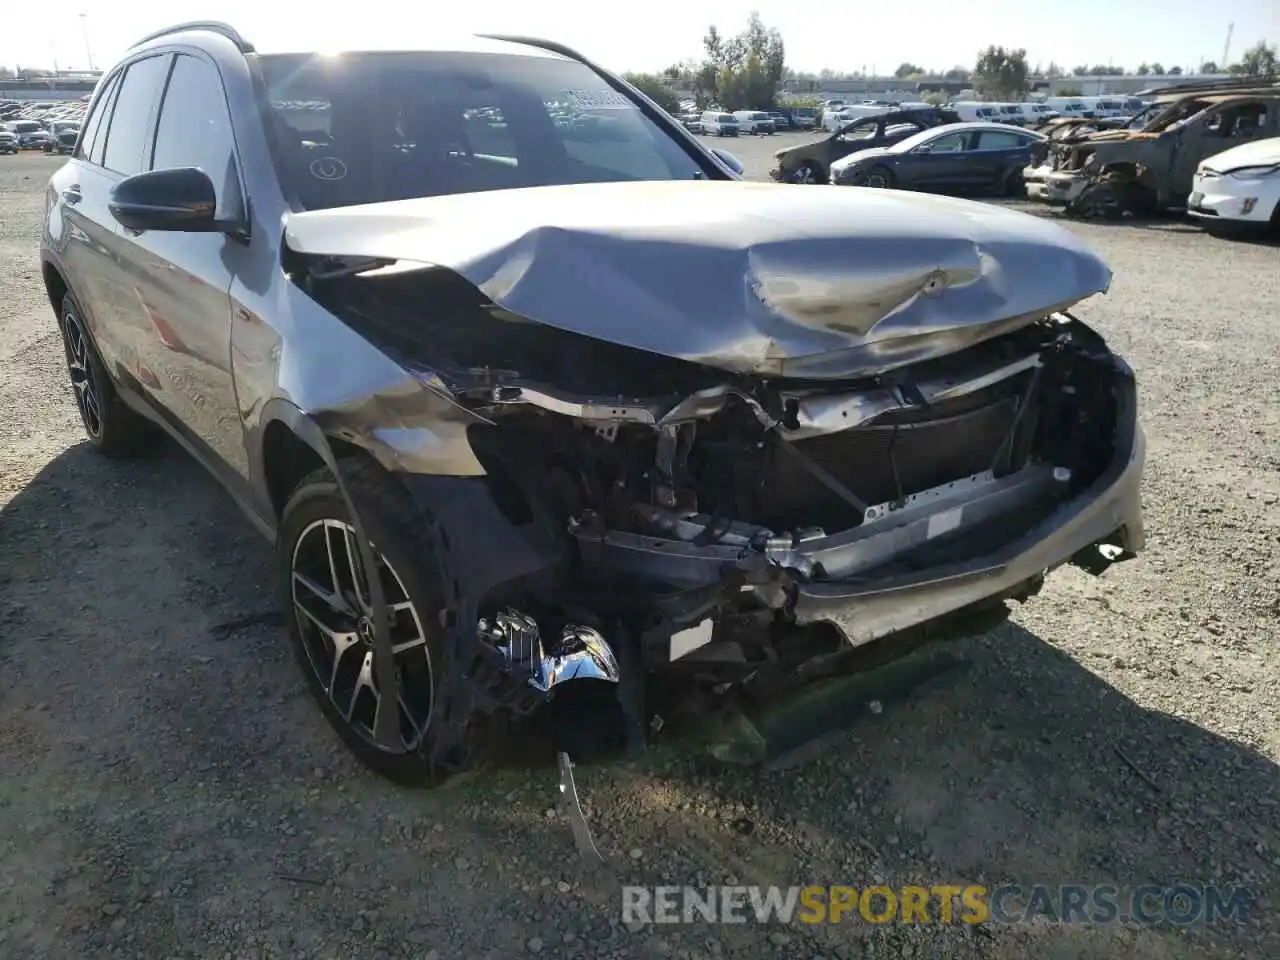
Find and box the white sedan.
[1188,137,1280,227]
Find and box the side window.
[838,121,878,141]
[976,130,1029,150]
[102,55,170,176]
[76,71,120,163]
[151,54,241,217]
[90,79,123,166]
[925,132,967,153]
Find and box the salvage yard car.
[1188,136,1280,229]
[830,121,1046,195]
[772,106,958,184]
[41,22,1145,784]
[1038,85,1280,217]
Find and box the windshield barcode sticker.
[560,88,635,111]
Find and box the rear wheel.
[58,293,157,457]
[279,462,451,786]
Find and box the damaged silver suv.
[40,22,1145,784]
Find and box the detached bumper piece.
[469,610,620,714]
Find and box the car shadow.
[1,443,1276,959]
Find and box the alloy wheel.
[865,171,891,188]
[62,307,102,438]
[290,518,434,753]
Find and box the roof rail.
[1139,76,1280,97]
[131,21,254,53]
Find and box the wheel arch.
[41,259,70,318]
[258,401,369,520]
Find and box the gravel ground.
[2,147,1278,960]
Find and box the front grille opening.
[690,376,1037,533]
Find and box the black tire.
[58,292,157,458]
[864,165,895,189]
[792,161,826,184]
[278,460,452,786]
[1002,168,1024,197]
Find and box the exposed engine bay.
[295,257,1141,733]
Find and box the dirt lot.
[2,147,1278,960]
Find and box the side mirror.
[109,167,221,233]
[914,144,933,154]
[711,147,744,176]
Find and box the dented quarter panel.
[282,180,1113,379]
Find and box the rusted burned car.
[42,23,1146,785]
[1038,87,1280,217]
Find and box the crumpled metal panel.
[282,180,1113,379]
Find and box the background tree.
[944,65,972,81]
[1200,60,1219,73]
[1233,41,1278,77]
[1168,65,1184,75]
[698,11,786,110]
[622,73,681,114]
[1136,63,1150,75]
[1058,85,1085,97]
[1149,62,1165,74]
[973,46,1030,98]
[1071,64,1090,76]
[0,65,13,79]
[894,62,923,78]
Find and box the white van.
[994,103,1030,125]
[1024,102,1061,123]
[951,101,1001,122]
[733,110,775,134]
[700,110,740,137]
[1090,98,1129,119]
[1046,97,1093,118]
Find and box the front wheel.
[279,461,452,786]
[792,161,826,184]
[864,166,895,189]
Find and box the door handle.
[61,185,82,205]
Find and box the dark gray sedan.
[830,121,1047,195]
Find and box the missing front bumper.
[576,372,1144,655]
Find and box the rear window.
[717,114,736,122]
[259,50,711,210]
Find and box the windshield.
[1145,97,1212,133]
[258,50,712,210]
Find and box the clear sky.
[3,1,1277,76]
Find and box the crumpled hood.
[775,136,830,161]
[284,180,1112,379]
[1201,136,1280,172]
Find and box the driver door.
[1171,101,1273,197]
[902,131,973,188]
